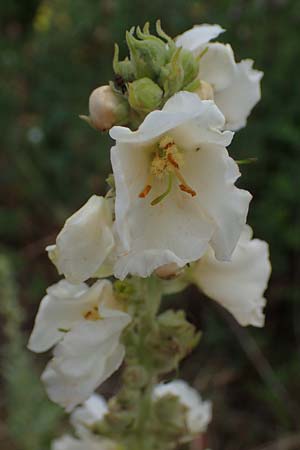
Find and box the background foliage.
[1,1,300,449]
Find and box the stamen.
[139,184,152,198]
[179,184,196,197]
[151,173,173,206]
[167,153,179,169]
[174,168,196,197]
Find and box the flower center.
[83,305,100,321]
[139,135,196,205]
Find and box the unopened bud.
[128,78,163,113]
[88,85,129,132]
[179,48,200,87]
[155,263,183,280]
[195,80,214,101]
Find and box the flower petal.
[154,380,212,435]
[42,311,130,410]
[214,59,263,131]
[50,195,114,284]
[175,24,225,52]
[199,43,236,91]
[192,226,271,326]
[70,394,108,438]
[51,435,109,450]
[28,279,116,353]
[28,280,88,353]
[110,92,233,147]
[185,144,252,260]
[111,142,214,279]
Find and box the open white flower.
[154,380,212,435]
[176,24,263,130]
[28,279,131,411]
[190,225,271,327]
[47,195,115,284]
[110,91,251,279]
[52,394,117,450]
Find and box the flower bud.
[128,78,163,113]
[88,85,129,131]
[195,80,214,100]
[126,28,169,79]
[179,48,200,87]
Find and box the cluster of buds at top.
[84,21,202,131]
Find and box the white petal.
[42,312,130,410]
[28,279,115,353]
[111,143,214,279]
[192,226,271,326]
[154,380,212,434]
[51,435,112,450]
[214,59,263,131]
[51,195,114,284]
[199,43,236,91]
[185,145,252,261]
[110,92,233,147]
[175,24,225,52]
[28,280,89,353]
[70,394,108,438]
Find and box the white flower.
[176,24,263,130]
[154,380,212,435]
[28,279,131,411]
[110,91,251,279]
[47,195,115,284]
[70,394,108,438]
[52,395,117,450]
[191,225,271,327]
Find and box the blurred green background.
[1,1,300,449]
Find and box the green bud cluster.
[111,21,200,121]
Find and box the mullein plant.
[28,22,271,450]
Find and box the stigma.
[138,135,196,204]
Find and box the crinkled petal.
[154,380,212,434]
[42,312,130,410]
[199,43,236,91]
[175,24,225,52]
[214,59,263,131]
[28,279,115,353]
[50,195,114,284]
[185,144,252,260]
[192,226,271,326]
[110,92,233,147]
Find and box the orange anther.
[179,184,196,197]
[139,184,152,198]
[167,153,179,169]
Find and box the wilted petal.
[175,24,225,52]
[214,59,263,130]
[192,226,271,326]
[154,380,212,435]
[49,195,114,284]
